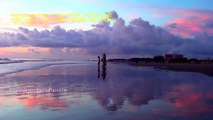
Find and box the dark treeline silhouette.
[108,54,213,64]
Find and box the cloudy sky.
[0,0,213,60]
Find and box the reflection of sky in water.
[0,63,213,120]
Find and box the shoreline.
[1,60,213,78]
[110,62,213,77]
[0,62,96,78]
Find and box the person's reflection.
[98,66,101,79]
[102,63,106,80]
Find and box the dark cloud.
[0,11,213,58]
[201,22,213,29]
[106,11,118,20]
[180,33,213,58]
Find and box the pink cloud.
[165,9,213,37]
[125,13,139,19]
[151,13,165,18]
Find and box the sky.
[0,0,213,60]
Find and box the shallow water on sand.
[0,62,213,120]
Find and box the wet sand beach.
[0,62,213,120]
[119,62,213,77]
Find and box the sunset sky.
[0,0,213,60]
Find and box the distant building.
[173,54,184,59]
[165,54,184,62]
[165,54,173,61]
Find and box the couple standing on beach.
[98,53,107,79]
[98,53,107,65]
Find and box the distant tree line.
[108,54,213,64]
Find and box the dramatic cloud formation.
[0,11,213,58]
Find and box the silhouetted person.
[101,53,107,80]
[98,56,101,65]
[98,56,101,79]
[97,53,107,80]
[102,53,107,66]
